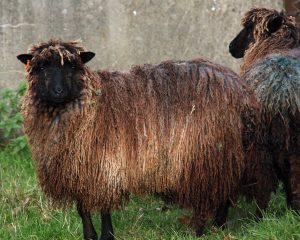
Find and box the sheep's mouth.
[35,93,81,107]
[47,96,73,105]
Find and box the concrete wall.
[0,0,283,89]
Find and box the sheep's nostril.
[54,87,64,95]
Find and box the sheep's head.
[17,40,95,106]
[229,8,299,58]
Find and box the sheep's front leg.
[77,203,98,240]
[100,212,114,240]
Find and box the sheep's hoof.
[195,227,204,237]
[291,200,300,213]
[214,219,227,230]
[85,236,97,240]
[84,233,98,240]
[99,234,114,240]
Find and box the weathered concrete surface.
[0,0,283,89]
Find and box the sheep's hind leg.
[214,200,230,228]
[289,154,300,212]
[100,212,114,240]
[191,210,209,237]
[77,203,98,240]
[253,160,277,220]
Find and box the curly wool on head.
[28,39,86,65]
[21,40,98,116]
[241,8,300,74]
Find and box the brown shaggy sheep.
[229,7,300,212]
[18,40,262,239]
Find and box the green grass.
[0,148,299,240]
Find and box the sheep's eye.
[37,65,45,71]
[66,61,77,69]
[37,62,47,71]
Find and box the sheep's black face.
[33,60,83,105]
[17,51,95,106]
[229,14,284,58]
[229,23,254,58]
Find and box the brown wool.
[22,40,261,228]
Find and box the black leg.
[288,154,300,212]
[100,212,114,240]
[195,227,204,237]
[254,176,275,220]
[214,200,230,229]
[282,159,293,208]
[77,203,98,240]
[255,201,267,220]
[191,211,208,237]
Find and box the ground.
[0,148,299,240]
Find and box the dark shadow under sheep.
[230,7,300,211]
[18,40,268,239]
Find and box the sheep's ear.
[17,54,33,64]
[267,15,284,34]
[80,51,95,64]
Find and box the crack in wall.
[0,23,36,29]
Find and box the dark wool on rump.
[21,40,261,229]
[241,8,300,74]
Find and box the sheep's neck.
[241,36,300,74]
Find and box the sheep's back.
[244,53,300,117]
[96,59,254,209]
